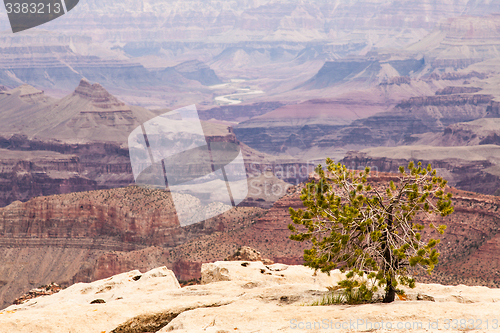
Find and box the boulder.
[225,246,274,264]
[0,267,183,333]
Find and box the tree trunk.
[382,208,396,303]
[383,277,396,303]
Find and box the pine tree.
[289,159,454,303]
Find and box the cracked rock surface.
[2,263,500,332]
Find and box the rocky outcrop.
[233,96,391,155]
[13,283,62,305]
[0,187,176,247]
[198,102,284,122]
[234,87,495,157]
[412,118,500,147]
[418,15,500,69]
[225,246,274,264]
[73,79,130,111]
[341,145,500,195]
[379,76,411,86]
[167,60,222,86]
[431,58,483,69]
[396,94,492,108]
[252,185,303,231]
[0,84,55,104]
[301,59,382,89]
[0,186,263,248]
[3,264,500,332]
[435,86,482,95]
[168,172,500,290]
[302,57,425,89]
[0,147,98,207]
[0,132,137,207]
[0,48,159,90]
[326,93,494,148]
[0,186,263,309]
[172,260,203,282]
[201,261,344,286]
[428,71,488,81]
[140,186,309,282]
[485,101,500,117]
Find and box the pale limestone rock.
[160,297,500,333]
[141,266,181,285]
[0,267,187,333]
[2,263,500,333]
[201,261,345,287]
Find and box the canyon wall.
[341,147,500,195]
[0,136,132,207]
[0,134,312,208]
[234,90,494,155]
[165,172,500,290]
[0,81,312,208]
[198,102,285,122]
[2,171,500,309]
[19,0,485,44]
[0,186,264,308]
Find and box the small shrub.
[313,278,379,305]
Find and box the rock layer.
[1,170,500,310]
[0,186,263,309]
[341,145,500,195]
[163,172,500,290]
[0,81,310,209]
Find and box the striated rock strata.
[163,172,500,291]
[341,145,500,195]
[0,186,263,309]
[2,170,500,313]
[0,81,310,208]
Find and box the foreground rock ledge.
[1,263,500,333]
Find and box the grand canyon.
[2,0,500,331]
